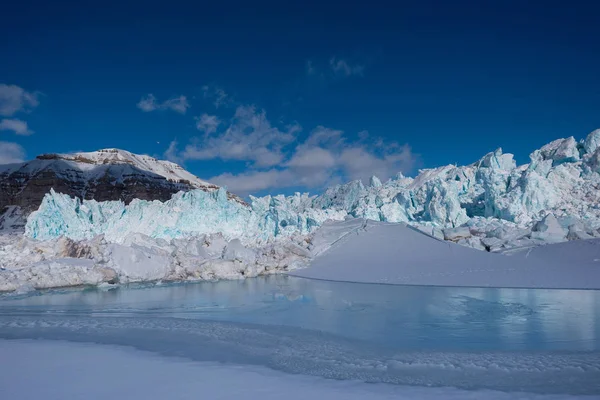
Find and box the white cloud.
[211,169,294,193]
[206,125,417,195]
[183,105,299,168]
[0,84,40,117]
[137,94,190,114]
[195,114,220,135]
[339,144,416,183]
[137,94,158,112]
[168,104,417,195]
[304,126,344,147]
[0,141,26,164]
[286,146,336,169]
[329,57,365,77]
[163,140,184,165]
[202,85,230,108]
[0,118,33,135]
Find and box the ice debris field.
[3,130,600,291]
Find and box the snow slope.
[1,148,214,189]
[291,219,600,289]
[40,148,214,189]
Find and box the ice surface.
[2,339,593,400]
[1,279,599,395]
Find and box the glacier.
[3,129,600,292]
[25,129,600,250]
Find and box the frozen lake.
[1,276,600,396]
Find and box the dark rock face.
[0,152,245,227]
[0,160,192,213]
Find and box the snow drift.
[291,219,600,289]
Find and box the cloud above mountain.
[0,118,33,135]
[0,84,40,117]
[0,141,26,164]
[137,94,190,114]
[165,105,418,195]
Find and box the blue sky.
[1,0,599,195]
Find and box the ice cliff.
[25,187,345,245]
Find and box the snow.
[1,339,592,400]
[23,129,600,254]
[291,219,600,289]
[62,148,213,186]
[13,148,215,188]
[3,130,600,291]
[0,206,25,231]
[0,229,313,291]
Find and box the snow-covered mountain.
[0,148,244,229]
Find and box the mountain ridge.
[0,148,244,229]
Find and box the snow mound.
[291,220,600,289]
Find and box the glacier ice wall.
[25,130,600,248]
[25,187,346,244]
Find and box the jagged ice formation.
[25,130,600,251]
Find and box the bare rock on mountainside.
[0,148,244,228]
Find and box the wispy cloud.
[168,105,417,195]
[195,114,220,135]
[163,140,184,165]
[0,84,40,117]
[0,118,33,135]
[0,141,26,164]
[329,57,365,77]
[202,85,230,108]
[209,169,295,193]
[305,57,366,81]
[181,105,300,168]
[137,94,190,114]
[305,60,316,76]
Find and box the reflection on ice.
[1,277,600,394]
[2,276,599,352]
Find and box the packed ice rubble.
[1,219,360,292]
